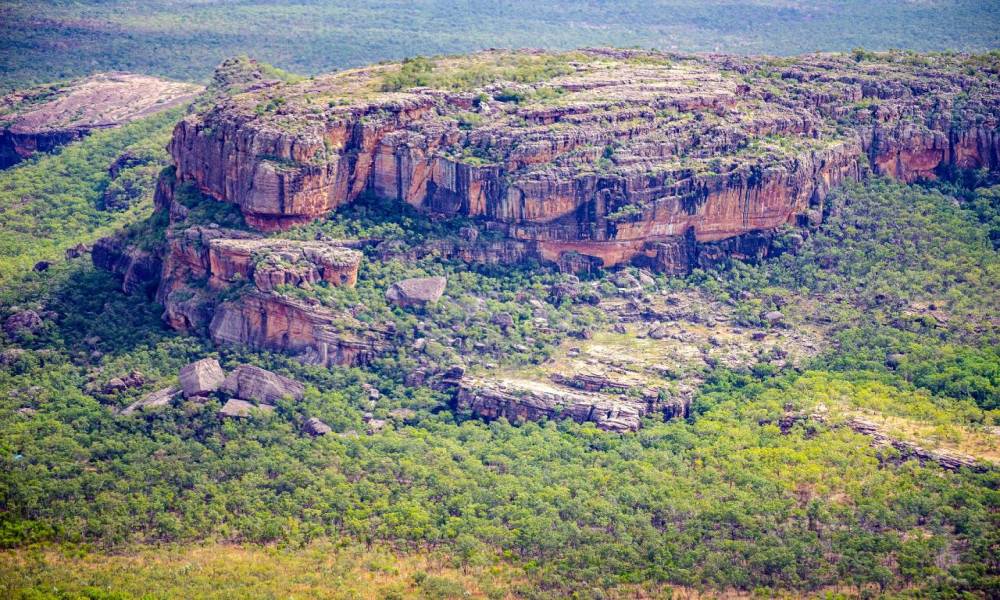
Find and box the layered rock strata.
[166,50,999,272]
[136,220,378,365]
[455,377,685,433]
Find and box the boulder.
[490,312,515,330]
[219,398,274,418]
[385,276,447,308]
[764,311,785,326]
[647,323,669,340]
[101,371,146,394]
[221,365,305,404]
[179,358,226,398]
[303,417,332,436]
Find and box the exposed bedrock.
[1,73,202,168]
[209,292,388,367]
[157,226,377,365]
[166,50,999,271]
[455,377,689,433]
[96,221,378,366]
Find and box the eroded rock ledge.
[456,376,689,433]
[154,224,384,366]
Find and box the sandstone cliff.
[165,50,999,272]
[152,223,380,365]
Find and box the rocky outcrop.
[385,276,447,308]
[207,237,361,291]
[1,73,202,168]
[303,417,332,436]
[220,364,305,404]
[130,223,378,364]
[209,293,387,367]
[456,378,645,432]
[164,49,999,272]
[219,398,274,418]
[847,417,987,472]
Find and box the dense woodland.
[0,93,998,597]
[3,0,1000,91]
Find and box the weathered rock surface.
[219,398,274,418]
[166,49,999,272]
[456,378,645,432]
[1,73,201,168]
[303,417,332,436]
[385,276,447,308]
[220,364,305,404]
[179,358,226,398]
[91,221,378,365]
[209,293,388,367]
[847,417,987,472]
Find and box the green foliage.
[380,53,576,93]
[702,179,999,415]
[0,109,180,284]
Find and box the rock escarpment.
[1,73,201,168]
[166,50,999,272]
[94,50,1000,431]
[152,223,381,366]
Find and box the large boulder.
[385,276,447,308]
[219,398,274,418]
[303,417,332,436]
[179,358,226,398]
[221,365,305,404]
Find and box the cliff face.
[166,50,999,271]
[97,50,1000,376]
[151,222,378,365]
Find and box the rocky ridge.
[1,73,202,168]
